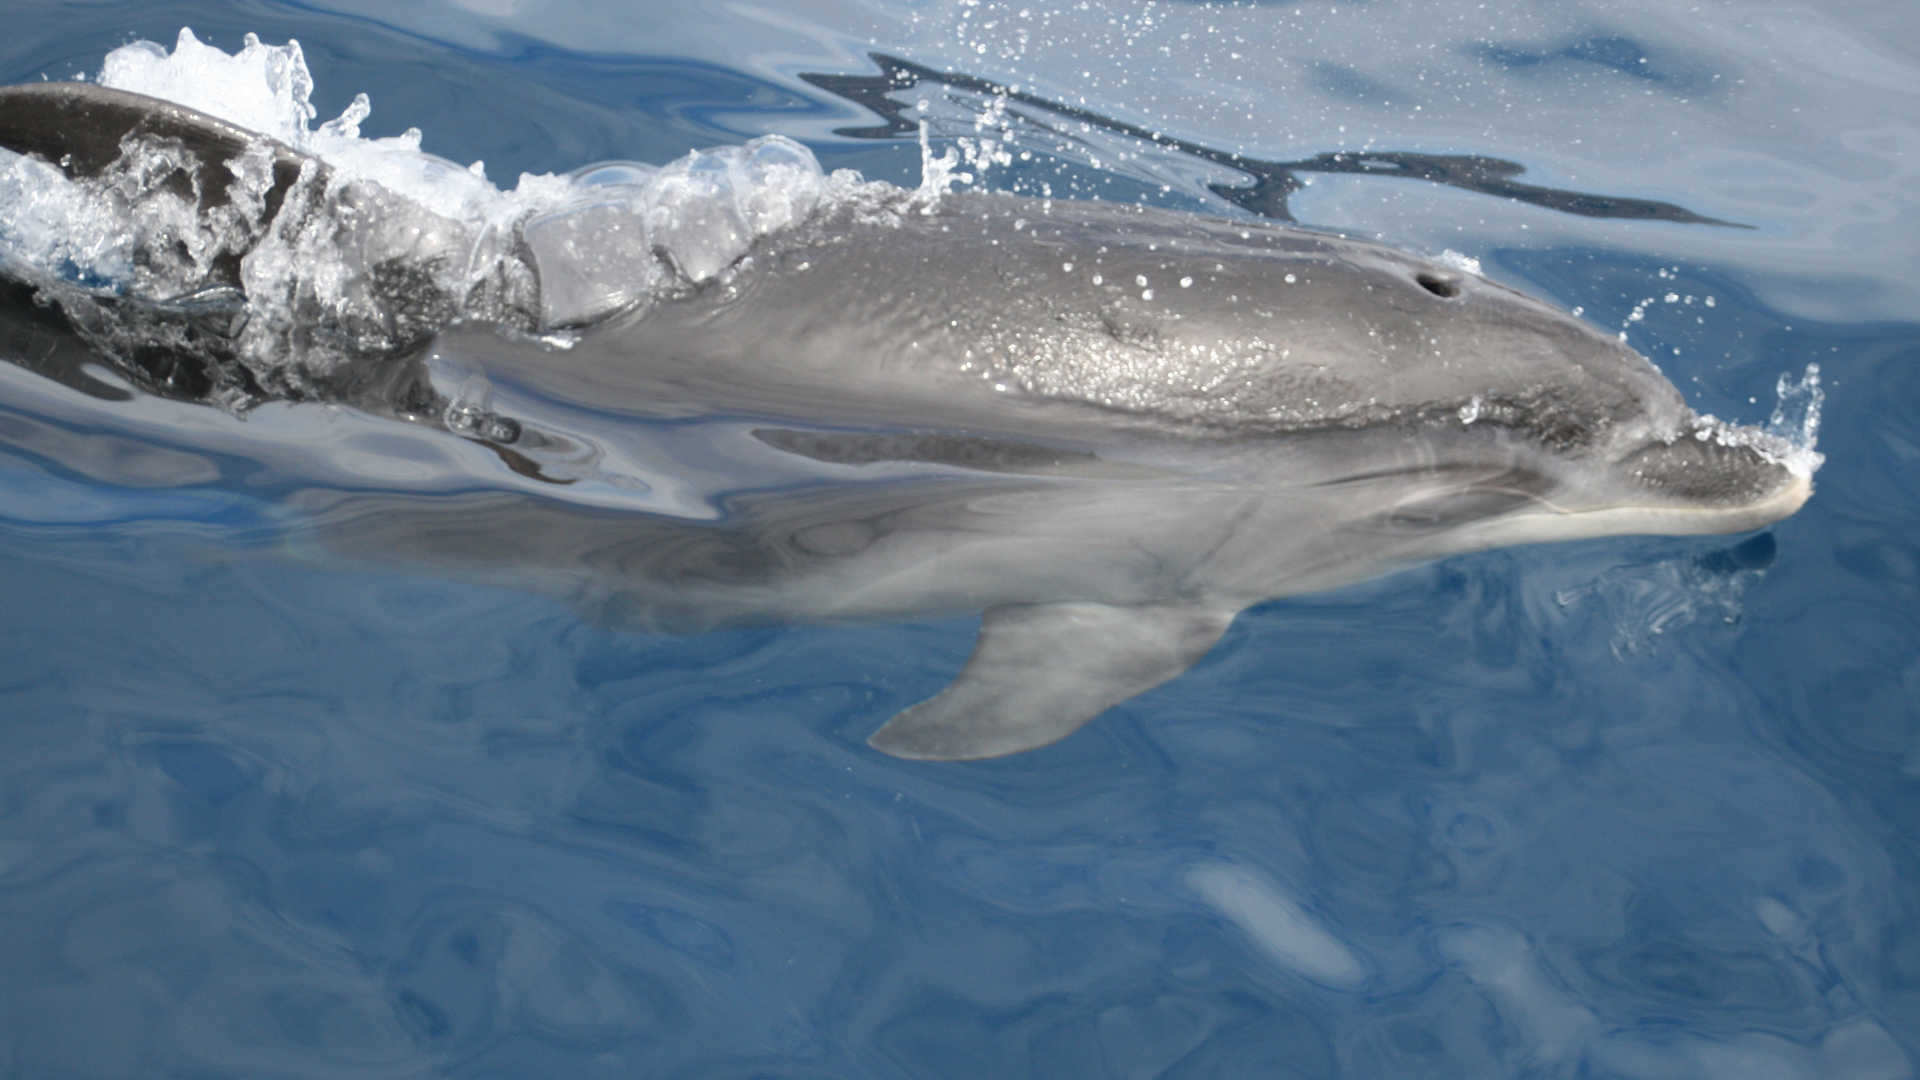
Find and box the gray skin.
[333,195,1809,759]
[0,85,1812,760]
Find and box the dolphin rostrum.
[0,83,1815,760]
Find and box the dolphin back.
[566,192,1693,455]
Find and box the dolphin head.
[1300,251,1814,544]
[1308,250,1814,543]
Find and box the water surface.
[2,1,1917,1076]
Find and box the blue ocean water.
[2,2,1917,1077]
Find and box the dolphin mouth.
[1425,430,1812,549]
[1611,433,1813,532]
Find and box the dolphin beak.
[1616,434,1813,533]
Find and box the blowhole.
[1416,272,1461,299]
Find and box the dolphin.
[0,83,1814,760]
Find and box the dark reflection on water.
[800,52,1742,226]
[1470,33,1717,93]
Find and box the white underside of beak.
[1457,468,1813,550]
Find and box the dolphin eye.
[1415,272,1461,299]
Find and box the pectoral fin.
[868,602,1237,761]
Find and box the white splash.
[1766,362,1825,467]
[0,28,882,390]
[523,136,832,326]
[1687,362,1827,483]
[98,30,320,151]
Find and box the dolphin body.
[0,84,1812,760]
